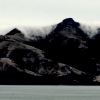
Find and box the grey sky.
[0,0,100,26]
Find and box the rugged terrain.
[0,18,100,85]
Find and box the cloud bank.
[0,24,57,39]
[1,20,100,40]
[79,21,100,38]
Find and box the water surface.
[0,85,100,100]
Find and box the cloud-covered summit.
[1,18,100,40]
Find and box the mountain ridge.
[0,18,100,85]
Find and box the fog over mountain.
[0,20,100,39]
[0,18,100,85]
[79,22,100,38]
[0,24,57,39]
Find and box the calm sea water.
[0,85,100,100]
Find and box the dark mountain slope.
[30,18,90,72]
[0,29,90,85]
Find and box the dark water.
[0,86,100,100]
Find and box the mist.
[79,21,100,38]
[19,25,57,39]
[1,20,100,40]
[0,24,57,39]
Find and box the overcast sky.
[0,0,100,26]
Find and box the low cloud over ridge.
[79,21,100,38]
[1,19,100,39]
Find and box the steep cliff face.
[0,18,100,85]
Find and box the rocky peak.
[53,18,80,32]
[62,18,75,24]
[6,28,24,36]
[62,18,80,27]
